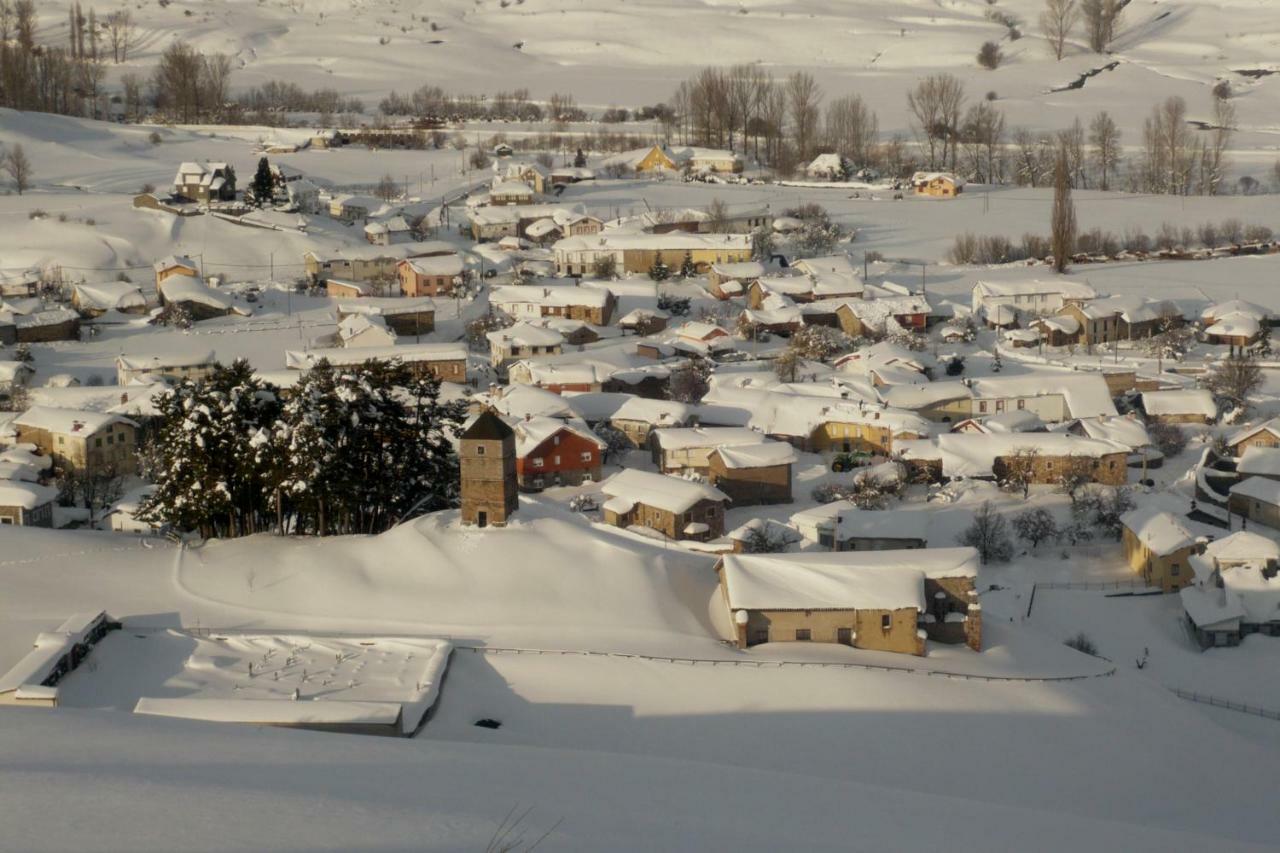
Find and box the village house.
[791,255,864,301]
[607,397,695,447]
[910,172,964,198]
[550,166,594,186]
[804,153,848,181]
[1226,418,1280,457]
[328,194,381,223]
[600,468,730,541]
[486,181,536,207]
[834,296,931,338]
[363,215,413,246]
[304,243,455,285]
[157,276,237,321]
[553,233,753,277]
[1201,299,1269,348]
[890,372,1120,425]
[651,427,768,474]
[7,308,81,343]
[895,433,1129,486]
[970,280,1097,328]
[285,342,468,384]
[624,144,744,175]
[13,407,139,476]
[398,255,464,297]
[153,255,200,291]
[116,351,218,386]
[172,162,237,203]
[0,480,59,527]
[1120,507,1199,592]
[1140,389,1217,425]
[617,308,669,336]
[336,299,435,338]
[790,502,927,552]
[336,314,397,348]
[489,282,616,326]
[511,416,605,491]
[1228,477,1280,531]
[468,203,593,243]
[506,361,610,394]
[70,283,147,318]
[716,547,981,654]
[707,261,765,296]
[495,162,551,194]
[1236,446,1280,481]
[486,323,565,369]
[1180,531,1280,648]
[706,442,795,506]
[325,279,379,299]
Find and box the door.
[477,511,488,529]
[837,627,853,646]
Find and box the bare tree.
[998,447,1041,498]
[1050,147,1076,272]
[958,501,1014,564]
[1040,0,1078,60]
[1197,93,1234,196]
[1081,0,1123,53]
[824,94,878,168]
[375,173,399,202]
[785,72,822,164]
[961,102,1005,183]
[907,73,966,170]
[1203,354,1262,415]
[1088,110,1122,190]
[1141,96,1193,194]
[3,143,32,194]
[106,9,135,62]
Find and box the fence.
[1169,687,1280,721]
[1036,580,1156,592]
[457,644,1115,684]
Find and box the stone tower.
[460,409,517,528]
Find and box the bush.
[1064,632,1099,656]
[149,131,163,145]
[1123,227,1151,254]
[1148,422,1187,458]
[28,209,46,219]
[977,41,1003,70]
[140,182,156,194]
[1245,224,1274,243]
[1021,233,1050,260]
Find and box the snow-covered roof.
[806,153,844,172]
[609,396,694,426]
[1229,476,1280,506]
[402,254,464,277]
[491,283,612,310]
[711,261,765,279]
[0,360,34,383]
[336,297,436,318]
[1200,530,1280,566]
[1073,416,1151,450]
[910,171,966,188]
[1179,584,1245,631]
[973,280,1096,301]
[1201,298,1269,322]
[12,406,138,436]
[601,469,729,514]
[554,233,752,253]
[0,480,58,509]
[511,416,605,457]
[11,308,79,329]
[487,322,565,348]
[896,433,1126,478]
[483,384,578,420]
[1205,314,1261,339]
[676,321,730,342]
[618,308,669,326]
[117,350,217,371]
[1226,417,1280,449]
[73,282,147,313]
[703,377,929,439]
[791,504,924,542]
[1237,445,1280,478]
[1120,507,1196,556]
[712,441,797,469]
[468,202,586,227]
[158,276,233,311]
[337,314,394,343]
[970,372,1117,419]
[1141,389,1216,419]
[285,342,466,370]
[654,427,765,452]
[720,548,978,612]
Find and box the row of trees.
[1041,0,1124,60]
[139,359,466,539]
[0,0,118,117]
[377,85,588,126]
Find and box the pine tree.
[648,252,670,282]
[679,250,697,279]
[573,148,587,168]
[251,157,274,206]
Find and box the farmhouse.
[1180,531,1280,648]
[325,279,378,299]
[805,153,847,181]
[971,280,1097,327]
[652,427,768,474]
[336,299,435,337]
[607,397,695,447]
[1140,389,1217,425]
[834,296,930,338]
[363,215,413,246]
[285,343,467,384]
[489,282,616,325]
[304,243,456,285]
[487,323,565,369]
[1226,418,1280,456]
[1228,477,1280,531]
[13,407,139,475]
[910,172,964,197]
[624,144,744,174]
[467,203,594,242]
[1201,299,1268,348]
[9,308,81,343]
[706,442,795,506]
[895,433,1128,486]
[601,468,730,541]
[116,351,218,386]
[398,255,464,297]
[172,162,236,203]
[153,255,200,291]
[717,548,981,654]
[554,233,752,277]
[790,502,926,551]
[1236,445,1280,481]
[71,282,147,317]
[157,276,238,321]
[328,194,381,223]
[512,416,605,491]
[336,314,397,348]
[1120,507,1199,592]
[0,480,58,527]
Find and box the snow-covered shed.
[600,469,729,541]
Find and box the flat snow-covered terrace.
[56,630,452,737]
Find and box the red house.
[512,417,606,491]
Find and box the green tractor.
[830,451,872,473]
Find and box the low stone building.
[896,433,1128,487]
[717,547,981,655]
[1140,389,1217,425]
[706,442,795,506]
[284,343,467,385]
[12,407,140,476]
[0,481,58,527]
[1225,419,1280,457]
[1228,477,1280,531]
[790,502,926,552]
[600,469,729,541]
[116,351,218,386]
[1180,532,1280,648]
[486,323,565,370]
[336,299,435,338]
[1120,506,1199,592]
[13,309,81,343]
[652,427,769,474]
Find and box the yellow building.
[1120,507,1199,592]
[553,233,752,276]
[910,172,965,197]
[717,548,982,656]
[13,407,140,476]
[152,254,199,292]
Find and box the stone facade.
[706,453,792,506]
[603,497,725,541]
[1121,527,1196,592]
[459,411,518,527]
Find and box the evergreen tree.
[648,252,670,282]
[573,148,587,168]
[251,156,274,206]
[679,250,697,279]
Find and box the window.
[1017,399,1026,410]
[795,629,811,641]
[58,436,65,445]
[532,458,544,468]
[106,435,114,446]
[978,402,988,414]
[581,451,593,462]
[95,438,103,448]
[881,614,892,631]
[0,517,12,525]
[837,627,853,645]
[475,445,486,456]
[553,455,561,465]
[1171,564,1180,576]
[553,435,560,446]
